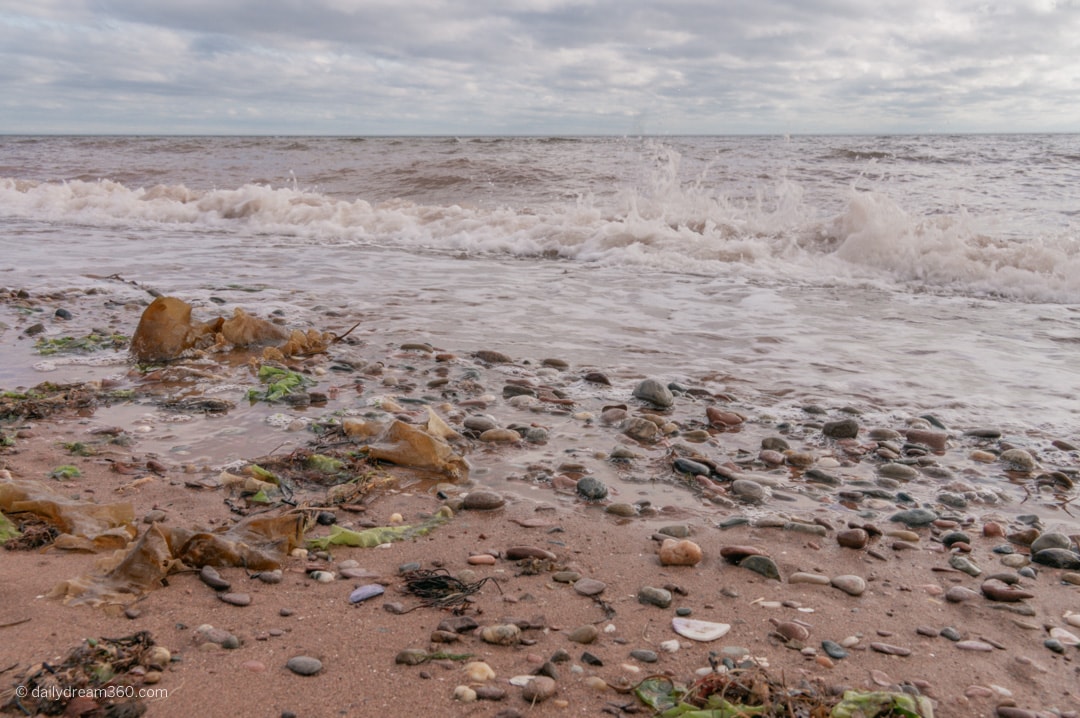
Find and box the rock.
[521,675,557,703]
[285,656,323,676]
[739,555,781,581]
[949,555,982,576]
[462,490,506,510]
[980,579,1034,602]
[673,457,712,476]
[955,640,995,652]
[438,616,479,634]
[633,378,674,408]
[567,625,599,644]
[623,417,660,443]
[823,418,859,439]
[821,640,848,659]
[945,586,981,603]
[906,429,948,451]
[774,621,810,642]
[464,415,498,433]
[658,539,703,566]
[706,407,744,428]
[789,572,831,586]
[1030,531,1073,554]
[199,565,231,591]
[193,624,234,647]
[878,463,919,481]
[731,479,766,503]
[941,531,972,548]
[475,350,513,364]
[630,649,659,663]
[468,553,497,566]
[463,661,496,682]
[889,508,937,527]
[573,578,607,596]
[576,477,608,501]
[870,642,911,656]
[637,586,673,608]
[480,428,521,443]
[474,685,507,701]
[349,584,385,604]
[219,592,251,607]
[999,448,1037,472]
[830,575,866,596]
[605,503,637,517]
[720,545,766,562]
[481,624,521,646]
[1033,548,1080,569]
[672,617,730,642]
[836,529,869,549]
[505,546,557,561]
[395,648,430,665]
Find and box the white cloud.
[0,0,1077,134]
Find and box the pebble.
[731,479,766,503]
[605,503,637,517]
[521,675,557,703]
[567,625,599,644]
[821,640,848,659]
[830,575,866,596]
[658,539,703,566]
[219,592,251,607]
[671,617,730,642]
[285,656,323,676]
[481,624,522,646]
[719,545,765,562]
[890,508,937,527]
[1030,532,1073,553]
[349,584,385,604]
[980,579,1034,602]
[949,555,982,576]
[836,528,869,549]
[906,429,948,451]
[956,640,995,651]
[453,685,477,703]
[573,578,607,596]
[462,490,506,510]
[480,428,521,443]
[395,648,430,665]
[945,586,981,603]
[774,621,810,642]
[870,642,911,656]
[467,553,497,566]
[940,627,962,641]
[505,546,557,561]
[630,649,658,663]
[740,555,781,581]
[463,661,496,682]
[576,476,608,500]
[633,378,674,408]
[1032,548,1080,569]
[823,418,860,439]
[199,565,231,591]
[789,572,831,585]
[999,448,1037,472]
[879,463,919,481]
[624,417,660,443]
[638,586,673,608]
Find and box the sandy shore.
[2,289,1080,718]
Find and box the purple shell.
[349,584,385,604]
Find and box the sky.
[1,0,1078,135]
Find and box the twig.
[0,618,31,629]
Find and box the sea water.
[1,134,1078,445]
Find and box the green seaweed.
[49,465,82,480]
[34,333,128,356]
[307,507,453,550]
[830,690,933,718]
[0,512,19,541]
[246,365,315,403]
[307,454,345,474]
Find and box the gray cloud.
[1,0,1077,134]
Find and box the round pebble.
[286,656,322,676]
[830,575,866,596]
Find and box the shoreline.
[1,288,1079,717]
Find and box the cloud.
[0,0,1077,134]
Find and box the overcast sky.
[1,0,1077,135]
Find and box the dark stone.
[576,476,609,501]
[1032,548,1080,569]
[889,508,938,527]
[315,511,337,526]
[581,651,603,666]
[823,418,859,439]
[54,308,73,320]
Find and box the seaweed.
[34,332,129,356]
[400,566,502,611]
[246,365,315,403]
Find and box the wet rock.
[836,529,869,549]
[658,539,703,566]
[464,415,498,434]
[823,418,859,439]
[673,457,712,476]
[879,463,919,481]
[633,378,674,408]
[941,531,971,548]
[830,575,866,596]
[605,503,637,517]
[949,555,982,577]
[1000,448,1037,472]
[906,429,948,451]
[740,555,781,581]
[462,490,506,510]
[576,476,608,501]
[761,437,790,451]
[624,417,660,443]
[731,479,766,503]
[890,508,938,527]
[475,350,513,364]
[480,428,521,443]
[638,586,673,608]
[1032,548,1080,569]
[804,468,841,485]
[286,656,323,676]
[720,545,765,562]
[706,407,744,428]
[1030,531,1073,554]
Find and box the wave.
[2,172,1078,303]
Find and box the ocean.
[1,134,1079,515]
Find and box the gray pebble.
[576,476,609,501]
[286,656,323,676]
[630,649,659,663]
[637,586,673,608]
[633,378,674,408]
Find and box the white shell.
[672,617,731,642]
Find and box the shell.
[672,617,730,642]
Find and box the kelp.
[50,511,308,608]
[633,670,935,718]
[307,506,453,550]
[246,364,315,403]
[0,477,136,551]
[0,511,19,541]
[34,332,128,355]
[0,381,134,421]
[362,419,469,481]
